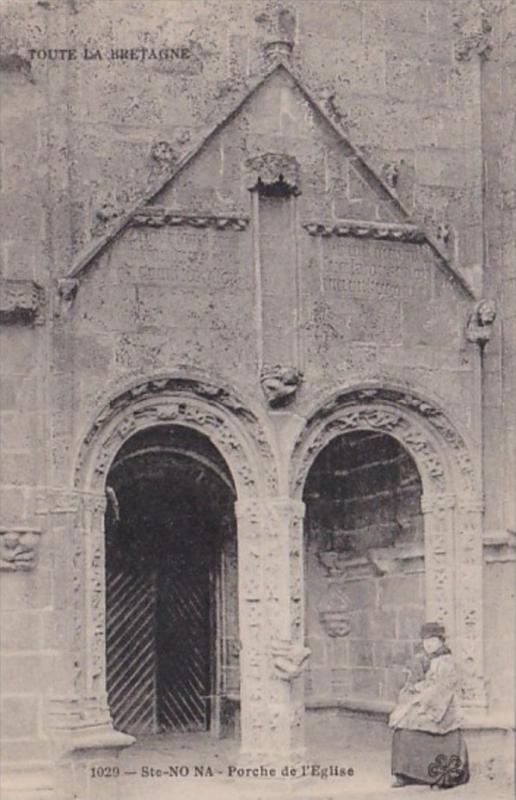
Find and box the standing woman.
[389,622,470,790]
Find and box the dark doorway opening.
[104,425,236,736]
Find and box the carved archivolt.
[291,386,478,498]
[75,376,278,497]
[291,385,486,709]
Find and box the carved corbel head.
[271,641,311,681]
[0,529,42,571]
[466,299,497,346]
[260,365,303,408]
[56,278,79,318]
[246,153,301,197]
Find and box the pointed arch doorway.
[104,424,238,737]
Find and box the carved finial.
[260,365,303,408]
[263,39,294,64]
[466,299,497,346]
[453,1,493,61]
[258,7,296,65]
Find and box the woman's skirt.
[391,728,470,788]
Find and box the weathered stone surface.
[0,0,513,789]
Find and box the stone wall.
[304,431,425,705]
[0,0,513,787]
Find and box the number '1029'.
[90,766,120,778]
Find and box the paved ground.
[113,732,513,800]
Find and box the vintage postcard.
[0,0,514,798]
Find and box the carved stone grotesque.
[0,529,41,571]
[0,279,44,324]
[150,140,177,169]
[437,222,451,246]
[271,641,311,681]
[260,365,303,408]
[382,162,399,189]
[92,195,125,236]
[453,2,492,61]
[246,153,301,196]
[466,299,497,346]
[56,278,79,318]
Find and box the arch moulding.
[52,376,280,752]
[290,385,487,711]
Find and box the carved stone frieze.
[260,365,303,408]
[246,153,300,196]
[131,208,249,230]
[0,279,44,324]
[0,528,42,571]
[302,221,425,243]
[466,299,497,346]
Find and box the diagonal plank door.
[105,557,212,735]
[157,561,211,732]
[106,567,158,735]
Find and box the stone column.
[454,496,487,708]
[44,489,132,750]
[421,493,457,637]
[235,497,308,767]
[39,488,85,736]
[422,491,487,710]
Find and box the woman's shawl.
[389,652,463,734]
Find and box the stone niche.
[303,430,425,705]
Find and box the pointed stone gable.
[151,66,407,225]
[67,62,473,300]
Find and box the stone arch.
[75,374,278,497]
[290,385,486,710]
[67,375,279,742]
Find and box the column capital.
[235,496,305,518]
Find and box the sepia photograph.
[0,1,514,798]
